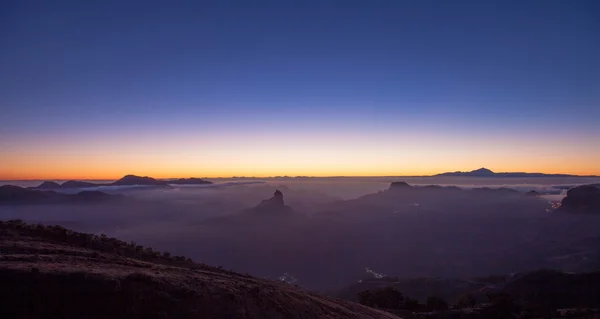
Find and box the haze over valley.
[3,170,600,291]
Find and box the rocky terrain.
[0,220,398,319]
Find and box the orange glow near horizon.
[3,1,600,181]
[1,129,599,180]
[2,165,599,181]
[2,164,600,180]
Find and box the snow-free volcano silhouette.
[111,175,169,187]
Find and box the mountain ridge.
[25,175,213,190]
[436,167,596,178]
[0,185,122,204]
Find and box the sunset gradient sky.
[2,0,599,179]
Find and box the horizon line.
[1,172,598,181]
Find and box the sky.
[1,0,599,179]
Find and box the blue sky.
[1,0,599,178]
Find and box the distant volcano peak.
[472,167,494,174]
[111,175,168,187]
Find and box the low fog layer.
[2,177,600,290]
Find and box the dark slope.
[0,220,398,319]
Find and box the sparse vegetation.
[0,220,399,319]
[1,219,194,266]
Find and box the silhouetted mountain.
[244,190,296,215]
[28,175,182,190]
[195,183,552,289]
[437,167,495,177]
[34,181,61,189]
[0,220,397,319]
[60,180,100,188]
[111,175,169,187]
[1,185,56,202]
[258,190,284,207]
[350,182,527,206]
[436,167,591,177]
[0,185,121,204]
[559,185,600,212]
[206,190,301,225]
[166,177,212,185]
[29,180,103,190]
[389,181,412,190]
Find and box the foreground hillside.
[0,220,398,319]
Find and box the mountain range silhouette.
[436,167,595,177]
[28,175,212,190]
